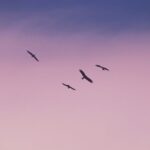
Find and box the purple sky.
[0,1,150,150]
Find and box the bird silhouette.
[95,65,109,71]
[79,69,93,83]
[62,83,76,91]
[26,50,39,62]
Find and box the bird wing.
[96,64,103,68]
[79,69,93,83]
[62,83,68,87]
[62,83,76,90]
[33,55,39,62]
[85,76,93,83]
[70,86,76,90]
[79,69,86,77]
[96,64,109,71]
[27,50,39,62]
[27,50,33,56]
[104,68,109,71]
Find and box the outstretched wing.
[79,69,86,77]
[62,83,76,91]
[69,86,76,90]
[79,69,93,83]
[96,64,103,68]
[96,64,109,71]
[27,50,33,56]
[62,83,68,87]
[104,67,109,71]
[26,50,39,62]
[85,76,93,83]
[33,55,39,62]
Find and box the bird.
[26,50,39,62]
[95,64,109,71]
[79,69,93,83]
[62,83,76,91]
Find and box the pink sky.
[0,29,150,150]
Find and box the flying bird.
[62,83,76,91]
[26,50,39,62]
[79,69,93,83]
[95,65,109,71]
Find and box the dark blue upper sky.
[1,0,150,34]
[1,0,149,16]
[0,0,150,11]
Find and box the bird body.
[27,50,39,62]
[79,69,93,83]
[95,64,109,71]
[62,83,76,91]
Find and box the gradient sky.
[0,0,150,150]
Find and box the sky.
[0,0,150,150]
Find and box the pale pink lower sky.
[0,30,150,150]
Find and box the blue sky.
[1,0,150,34]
